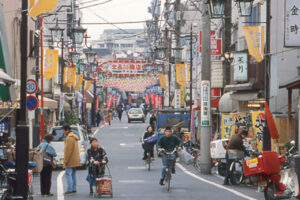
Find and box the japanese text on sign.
[285,0,300,46]
[201,81,211,126]
[233,53,248,82]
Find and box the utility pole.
[189,25,193,131]
[263,0,271,151]
[16,0,29,197]
[174,0,181,64]
[223,0,232,85]
[33,19,40,148]
[200,1,211,175]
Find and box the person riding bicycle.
[224,129,249,185]
[141,125,156,161]
[149,113,156,130]
[157,127,183,186]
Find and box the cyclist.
[157,127,183,186]
[224,129,249,185]
[141,125,156,161]
[149,113,156,130]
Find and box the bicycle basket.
[228,150,244,160]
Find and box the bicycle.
[228,150,245,185]
[160,148,177,192]
[146,151,152,171]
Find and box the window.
[245,4,260,26]
[51,128,80,141]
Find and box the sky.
[80,0,160,41]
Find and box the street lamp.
[155,46,167,60]
[49,20,64,43]
[85,47,97,64]
[236,0,253,17]
[208,0,226,18]
[69,51,80,64]
[71,20,87,45]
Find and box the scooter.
[244,141,300,200]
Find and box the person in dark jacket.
[117,106,123,121]
[86,138,108,196]
[157,127,183,186]
[141,125,155,160]
[96,110,101,127]
[149,113,156,130]
[38,134,57,197]
[224,130,249,185]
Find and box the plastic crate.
[244,151,281,176]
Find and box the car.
[127,108,145,123]
[49,124,90,169]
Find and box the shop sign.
[201,81,211,126]
[174,89,181,109]
[233,53,248,82]
[285,0,300,46]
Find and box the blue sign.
[0,122,8,133]
[26,96,38,111]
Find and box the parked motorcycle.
[244,141,300,200]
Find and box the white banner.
[200,81,211,126]
[233,53,248,82]
[285,0,300,46]
[174,89,181,109]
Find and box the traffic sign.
[26,79,38,94]
[26,96,38,111]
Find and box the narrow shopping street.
[32,117,264,200]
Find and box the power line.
[79,0,113,9]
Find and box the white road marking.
[177,163,257,200]
[120,142,139,147]
[128,166,146,170]
[118,180,145,183]
[57,170,65,200]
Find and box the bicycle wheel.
[194,156,201,172]
[166,169,171,192]
[147,154,151,171]
[0,190,9,200]
[230,160,244,185]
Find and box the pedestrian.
[96,110,101,127]
[63,124,81,195]
[86,138,108,196]
[117,106,123,121]
[149,113,156,130]
[38,134,57,197]
[107,110,112,126]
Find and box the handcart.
[94,165,113,198]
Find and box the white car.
[128,108,145,123]
[49,124,89,169]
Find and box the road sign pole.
[40,17,44,141]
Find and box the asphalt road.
[31,116,265,200]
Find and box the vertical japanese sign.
[200,81,211,126]
[176,64,189,86]
[180,87,185,107]
[174,89,181,109]
[59,93,64,121]
[285,0,300,46]
[233,53,248,82]
[44,49,58,80]
[243,26,265,63]
[251,111,265,152]
[221,114,235,139]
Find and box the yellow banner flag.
[84,80,92,91]
[221,114,236,139]
[243,26,265,63]
[65,67,76,88]
[28,0,59,18]
[180,87,185,107]
[74,75,83,90]
[176,64,189,86]
[251,110,265,152]
[44,49,58,80]
[159,74,169,89]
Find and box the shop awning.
[0,69,15,84]
[230,91,259,101]
[224,81,255,91]
[38,97,58,109]
[279,77,300,89]
[218,92,238,113]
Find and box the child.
[86,138,108,196]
